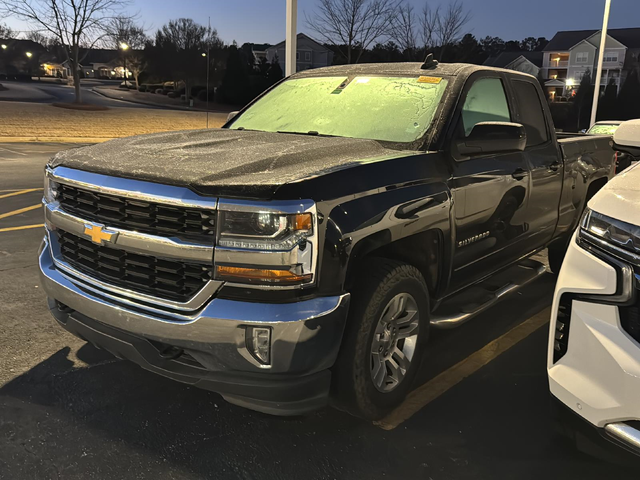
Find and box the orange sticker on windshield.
[418,76,442,84]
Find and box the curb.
[92,87,235,114]
[0,136,112,143]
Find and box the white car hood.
[589,162,640,225]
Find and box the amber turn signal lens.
[294,213,312,231]
[216,265,312,285]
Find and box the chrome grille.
[57,230,212,302]
[58,184,216,240]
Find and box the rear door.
[508,76,563,249]
[448,72,532,292]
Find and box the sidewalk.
[0,101,227,142]
[93,86,238,113]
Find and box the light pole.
[120,42,129,85]
[590,0,612,127]
[202,51,210,127]
[285,0,297,76]
[25,51,33,78]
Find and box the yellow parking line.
[0,204,41,220]
[375,307,551,430]
[0,224,44,233]
[0,188,43,199]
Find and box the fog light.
[246,326,271,365]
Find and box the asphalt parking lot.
[0,142,637,479]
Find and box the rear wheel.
[332,259,430,420]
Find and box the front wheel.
[331,259,430,420]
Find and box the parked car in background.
[40,62,615,420]
[587,121,635,173]
[548,119,640,460]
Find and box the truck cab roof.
[290,62,535,81]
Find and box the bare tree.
[0,22,16,39]
[436,0,470,57]
[106,16,148,86]
[1,0,125,103]
[106,16,147,50]
[390,3,417,56]
[305,0,401,64]
[419,3,439,51]
[26,30,51,46]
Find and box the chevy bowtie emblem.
[83,223,118,245]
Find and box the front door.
[448,73,532,292]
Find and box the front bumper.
[548,231,640,456]
[39,236,350,415]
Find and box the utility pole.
[206,16,211,128]
[285,0,297,76]
[590,0,612,127]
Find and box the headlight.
[43,172,59,203]
[580,208,640,255]
[215,200,317,287]
[217,211,313,250]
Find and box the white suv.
[548,119,640,459]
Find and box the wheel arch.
[344,228,444,299]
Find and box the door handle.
[548,161,561,172]
[511,168,528,180]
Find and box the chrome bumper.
[39,236,350,375]
[605,423,640,454]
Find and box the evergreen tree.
[597,79,618,121]
[218,44,249,105]
[267,56,283,84]
[616,69,640,120]
[572,70,594,131]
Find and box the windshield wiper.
[277,130,338,137]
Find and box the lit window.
[576,52,589,63]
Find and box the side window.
[461,78,511,136]
[512,80,549,147]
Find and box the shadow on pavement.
[0,275,637,479]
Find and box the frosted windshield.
[231,76,448,143]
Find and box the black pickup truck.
[40,62,615,420]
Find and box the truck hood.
[49,129,407,198]
[589,162,640,226]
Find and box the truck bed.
[557,134,614,170]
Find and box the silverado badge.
[83,223,118,245]
[457,231,490,248]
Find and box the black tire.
[331,258,430,420]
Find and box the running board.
[430,259,547,329]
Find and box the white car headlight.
[580,208,640,255]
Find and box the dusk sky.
[5,0,640,46]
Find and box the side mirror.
[226,111,240,123]
[613,120,640,157]
[457,122,526,156]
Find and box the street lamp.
[201,52,206,57]
[1,44,7,50]
[119,42,129,84]
[26,52,32,58]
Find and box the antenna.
[421,53,439,70]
